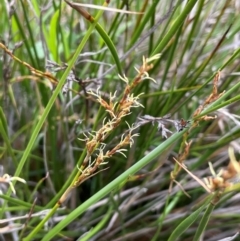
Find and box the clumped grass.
[1,0,240,240]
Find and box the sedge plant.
[1,1,240,241]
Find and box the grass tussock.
[1,0,240,240]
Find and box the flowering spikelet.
[204,147,240,192]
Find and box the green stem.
[23,205,59,241]
[152,0,198,55]
[193,194,219,241]
[22,4,107,240]
[41,129,185,240]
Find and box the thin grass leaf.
[49,9,59,61]
[168,197,213,241]
[193,201,216,241]
[40,130,185,241]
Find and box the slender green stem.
[22,4,107,240]
[152,0,198,55]
[23,205,59,241]
[41,130,186,240]
[193,197,217,241]
[80,206,113,241]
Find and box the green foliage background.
[1,0,240,240]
